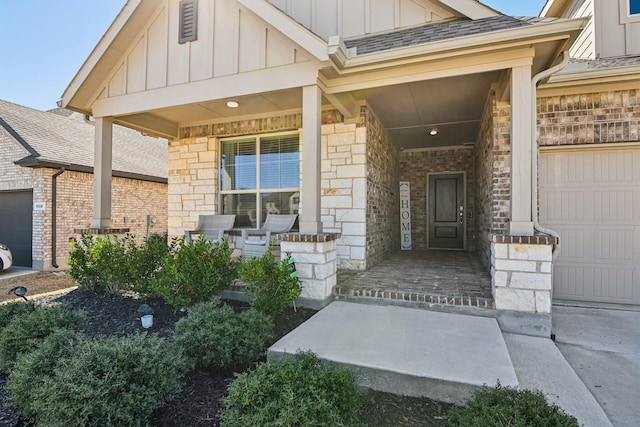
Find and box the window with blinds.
[220,133,300,228]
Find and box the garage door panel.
[541,148,640,305]
[0,190,33,267]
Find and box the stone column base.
[280,233,340,310]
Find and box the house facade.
[0,100,168,271]
[61,0,591,331]
[537,0,640,306]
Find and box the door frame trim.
[426,171,466,251]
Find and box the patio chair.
[242,214,297,259]
[185,214,236,243]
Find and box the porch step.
[268,301,517,405]
[333,285,495,314]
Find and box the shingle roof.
[344,16,564,55]
[569,55,640,70]
[0,99,167,180]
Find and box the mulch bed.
[0,288,454,426]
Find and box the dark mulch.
[0,289,454,426]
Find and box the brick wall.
[399,147,474,251]
[475,93,511,269]
[0,129,33,191]
[44,170,167,270]
[364,106,400,266]
[538,88,640,145]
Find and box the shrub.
[7,328,88,419]
[0,301,36,330]
[0,304,86,369]
[68,233,138,294]
[239,243,302,316]
[9,333,188,427]
[174,299,273,369]
[221,351,364,427]
[448,383,579,427]
[130,233,171,296]
[151,237,238,308]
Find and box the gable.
[267,0,497,40]
[95,0,316,104]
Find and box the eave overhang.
[327,17,589,73]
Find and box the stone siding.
[538,88,640,146]
[365,107,400,266]
[399,147,474,251]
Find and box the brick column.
[279,233,340,309]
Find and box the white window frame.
[620,0,640,22]
[219,131,301,229]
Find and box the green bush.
[7,328,88,419]
[239,243,302,316]
[448,383,579,427]
[0,304,86,369]
[151,236,238,308]
[68,233,138,294]
[221,351,364,427]
[130,233,171,296]
[174,299,273,369]
[9,333,188,427]
[0,301,36,330]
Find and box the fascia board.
[61,0,143,111]
[332,17,588,72]
[543,66,640,85]
[238,0,329,62]
[437,0,498,19]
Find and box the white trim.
[438,0,498,19]
[426,171,466,251]
[539,142,640,152]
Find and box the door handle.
[459,206,464,224]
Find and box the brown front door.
[428,173,464,249]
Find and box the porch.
[334,250,494,311]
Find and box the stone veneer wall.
[399,147,474,251]
[475,92,511,269]
[538,88,640,145]
[364,107,400,266]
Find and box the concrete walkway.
[268,301,613,426]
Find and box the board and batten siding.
[267,0,455,40]
[100,0,309,101]
[566,0,595,59]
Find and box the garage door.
[539,147,640,305]
[0,190,33,267]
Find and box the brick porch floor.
[334,250,494,310]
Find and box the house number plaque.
[400,181,411,250]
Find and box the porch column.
[509,65,534,235]
[300,84,322,233]
[91,117,114,229]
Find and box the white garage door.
[539,146,640,305]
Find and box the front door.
[428,173,464,249]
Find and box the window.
[631,0,640,14]
[220,133,300,228]
[178,0,198,43]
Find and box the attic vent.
[179,0,198,44]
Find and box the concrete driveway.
[553,304,640,427]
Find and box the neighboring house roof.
[0,99,167,182]
[344,16,564,55]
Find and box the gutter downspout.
[531,51,570,261]
[51,167,66,268]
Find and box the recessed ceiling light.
[429,128,438,136]
[226,100,239,108]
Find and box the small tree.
[239,242,302,316]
